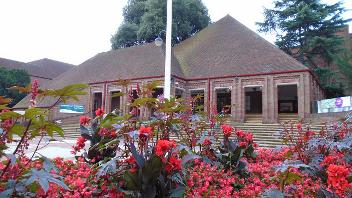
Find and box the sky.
[0,0,351,65]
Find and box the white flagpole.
[164,0,172,99]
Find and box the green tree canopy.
[111,0,210,49]
[257,0,351,97]
[0,67,30,107]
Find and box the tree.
[111,0,210,49]
[257,0,351,97]
[0,67,30,107]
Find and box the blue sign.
[59,104,84,114]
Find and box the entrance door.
[110,91,121,114]
[93,92,102,117]
[245,87,262,114]
[151,88,164,116]
[216,88,231,114]
[190,90,205,114]
[278,85,298,113]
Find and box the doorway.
[278,84,298,113]
[216,88,231,115]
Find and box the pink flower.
[326,164,350,196]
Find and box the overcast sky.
[0,0,351,65]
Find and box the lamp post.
[154,0,172,99]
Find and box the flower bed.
[0,81,351,197]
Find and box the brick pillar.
[231,83,236,121]
[265,76,277,123]
[122,87,129,116]
[232,79,244,122]
[304,74,311,116]
[298,74,305,119]
[212,87,217,114]
[273,84,278,123]
[262,77,269,123]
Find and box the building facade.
[15,15,324,124]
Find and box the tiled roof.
[44,43,184,89]
[173,15,308,78]
[0,57,45,78]
[0,57,74,79]
[28,58,74,79]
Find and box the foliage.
[1,80,352,197]
[111,0,210,49]
[0,67,30,107]
[0,80,88,197]
[257,0,352,96]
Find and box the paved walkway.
[6,137,83,159]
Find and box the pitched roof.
[28,58,74,79]
[46,43,184,89]
[173,15,308,78]
[0,57,74,79]
[0,57,45,78]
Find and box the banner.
[318,96,352,113]
[59,104,84,114]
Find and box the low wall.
[305,111,351,124]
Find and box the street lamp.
[154,30,165,47]
[154,0,172,99]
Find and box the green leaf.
[97,159,116,177]
[181,154,200,167]
[0,111,21,120]
[170,186,185,198]
[25,169,69,193]
[46,123,64,137]
[9,125,25,136]
[261,189,284,198]
[124,171,140,190]
[347,174,352,183]
[285,172,302,184]
[130,142,145,167]
[141,156,162,185]
[111,92,124,97]
[80,125,92,140]
[24,108,46,119]
[40,84,88,103]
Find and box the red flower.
[239,141,248,148]
[71,137,86,154]
[155,140,177,156]
[79,116,91,125]
[326,164,350,196]
[125,156,136,165]
[202,138,212,146]
[129,167,138,173]
[110,130,117,138]
[165,157,181,172]
[30,79,39,107]
[221,125,233,137]
[297,123,302,130]
[235,130,246,139]
[125,156,139,173]
[245,133,253,142]
[95,108,105,117]
[139,125,152,138]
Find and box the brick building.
[15,15,324,124]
